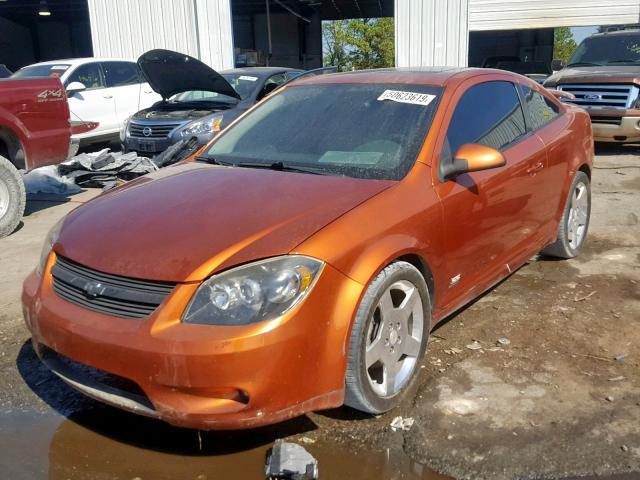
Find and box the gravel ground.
[0,146,638,480]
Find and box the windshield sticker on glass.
[239,75,258,82]
[51,65,69,70]
[377,90,436,106]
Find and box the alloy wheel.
[567,181,588,249]
[365,280,424,398]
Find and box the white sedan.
[12,58,161,146]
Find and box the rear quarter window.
[520,85,560,131]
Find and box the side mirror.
[551,59,565,71]
[441,144,506,180]
[547,89,575,101]
[66,81,87,95]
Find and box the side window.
[103,61,140,87]
[442,81,527,163]
[66,63,105,90]
[520,85,560,131]
[257,73,287,101]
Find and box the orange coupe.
[23,68,593,429]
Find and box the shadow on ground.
[15,340,319,456]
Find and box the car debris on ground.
[390,416,415,431]
[265,439,318,480]
[24,137,202,193]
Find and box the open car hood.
[138,49,240,100]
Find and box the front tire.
[542,171,591,259]
[344,261,430,414]
[0,155,25,238]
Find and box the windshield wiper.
[566,61,602,67]
[195,155,233,166]
[232,161,329,175]
[606,59,640,64]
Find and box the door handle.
[144,90,153,94]
[103,94,113,99]
[526,162,544,175]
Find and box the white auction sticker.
[377,90,436,106]
[51,65,69,70]
[238,75,258,82]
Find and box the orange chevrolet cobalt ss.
[23,68,593,429]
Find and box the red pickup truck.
[0,78,92,238]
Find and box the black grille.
[591,116,622,125]
[128,122,181,138]
[51,256,176,319]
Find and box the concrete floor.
[0,146,638,480]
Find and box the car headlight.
[120,116,131,142]
[36,218,64,275]
[180,115,223,137]
[183,255,324,326]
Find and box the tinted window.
[66,63,104,90]
[206,83,442,180]
[520,85,560,131]
[569,34,640,66]
[11,64,71,79]
[103,61,140,87]
[443,81,526,162]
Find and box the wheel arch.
[0,126,25,170]
[578,163,591,180]
[395,253,436,310]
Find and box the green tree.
[553,27,578,62]
[322,20,350,70]
[344,18,395,70]
[322,18,395,71]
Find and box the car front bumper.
[590,115,640,143]
[22,253,364,429]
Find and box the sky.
[570,26,599,43]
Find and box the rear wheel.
[344,261,430,414]
[0,155,26,238]
[542,171,591,259]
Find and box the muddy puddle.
[0,409,450,480]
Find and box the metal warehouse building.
[1,0,640,72]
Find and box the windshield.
[569,34,640,65]
[170,73,260,104]
[11,64,71,79]
[204,83,441,180]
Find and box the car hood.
[138,49,240,101]
[56,162,394,282]
[545,65,640,86]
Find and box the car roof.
[591,29,640,38]
[23,58,136,67]
[221,67,302,77]
[298,67,496,87]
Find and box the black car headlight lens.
[183,256,324,326]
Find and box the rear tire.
[0,155,26,238]
[344,261,430,414]
[542,171,591,259]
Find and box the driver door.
[434,79,549,312]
